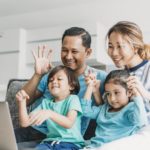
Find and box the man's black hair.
[62,27,91,48]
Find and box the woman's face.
[108,32,136,68]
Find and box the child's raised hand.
[84,71,100,92]
[15,90,29,102]
[93,80,101,93]
[32,45,53,75]
[28,110,51,126]
[84,70,96,86]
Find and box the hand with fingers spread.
[28,110,51,126]
[32,45,53,75]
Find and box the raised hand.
[32,45,53,75]
[84,71,100,92]
[84,71,102,105]
[127,75,145,97]
[16,90,30,102]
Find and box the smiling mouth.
[113,58,122,63]
[65,61,75,66]
[51,86,59,89]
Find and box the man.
[15,27,107,143]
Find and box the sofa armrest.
[5,79,29,129]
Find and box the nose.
[51,78,57,84]
[109,47,119,56]
[109,93,116,102]
[66,51,73,59]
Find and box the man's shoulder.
[87,65,106,73]
[87,66,107,79]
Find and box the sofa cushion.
[5,79,29,129]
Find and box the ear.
[133,47,138,54]
[85,48,92,58]
[69,85,74,91]
[127,90,132,98]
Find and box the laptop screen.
[0,101,18,150]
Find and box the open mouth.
[113,58,121,62]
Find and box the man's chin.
[65,64,76,70]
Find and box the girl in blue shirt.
[82,69,147,148]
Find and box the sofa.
[5,79,150,150]
[6,79,29,129]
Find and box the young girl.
[16,65,85,150]
[82,69,147,149]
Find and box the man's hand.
[32,45,53,75]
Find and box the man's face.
[61,36,91,75]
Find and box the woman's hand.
[127,75,146,98]
[32,45,53,75]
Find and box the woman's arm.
[127,75,150,101]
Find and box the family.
[15,21,150,150]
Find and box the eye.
[104,92,110,97]
[118,45,125,50]
[58,77,63,80]
[114,91,120,95]
[108,45,113,49]
[61,49,68,53]
[72,50,78,54]
[49,78,53,82]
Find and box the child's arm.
[84,73,103,105]
[29,109,77,129]
[92,80,103,105]
[128,87,148,126]
[28,96,82,129]
[16,90,30,127]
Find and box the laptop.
[0,101,18,150]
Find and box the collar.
[125,60,148,72]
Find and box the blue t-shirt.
[32,65,107,135]
[81,96,148,148]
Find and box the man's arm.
[17,46,53,105]
[22,73,43,105]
